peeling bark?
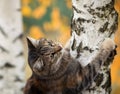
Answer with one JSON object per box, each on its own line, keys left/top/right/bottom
{"left": 0, "top": 0, "right": 25, "bottom": 94}
{"left": 70, "top": 0, "right": 118, "bottom": 93}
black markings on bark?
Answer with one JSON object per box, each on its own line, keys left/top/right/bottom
{"left": 79, "top": 26, "right": 85, "bottom": 33}
{"left": 0, "top": 75, "right": 3, "bottom": 80}
{"left": 92, "top": 19, "right": 96, "bottom": 24}
{"left": 87, "top": 8, "right": 104, "bottom": 18}
{"left": 0, "top": 26, "right": 8, "bottom": 37}
{"left": 84, "top": 2, "right": 94, "bottom": 8}
{"left": 102, "top": 71, "right": 111, "bottom": 93}
{"left": 21, "top": 87, "right": 24, "bottom": 91}
{"left": 77, "top": 42, "right": 83, "bottom": 53}
{"left": 71, "top": 15, "right": 74, "bottom": 35}
{"left": 109, "top": 14, "right": 118, "bottom": 37}
{"left": 16, "top": 52, "right": 24, "bottom": 57}
{"left": 94, "top": 73, "right": 104, "bottom": 86}
{"left": 4, "top": 62, "right": 15, "bottom": 68}
{"left": 76, "top": 19, "right": 86, "bottom": 34}
{"left": 72, "top": 17, "right": 88, "bottom": 35}
{"left": 14, "top": 76, "right": 23, "bottom": 82}
{"left": 13, "top": 33, "right": 23, "bottom": 43}
{"left": 71, "top": 20, "right": 82, "bottom": 35}
{"left": 96, "top": 0, "right": 114, "bottom": 12}
{"left": 77, "top": 18, "right": 86, "bottom": 24}
{"left": 83, "top": 46, "right": 89, "bottom": 50}
{"left": 71, "top": 20, "right": 78, "bottom": 35}
{"left": 83, "top": 46, "right": 94, "bottom": 53}
{"left": 76, "top": 43, "right": 94, "bottom": 58}
{"left": 71, "top": 38, "right": 77, "bottom": 51}
{"left": 75, "top": 30, "right": 81, "bottom": 35}
{"left": 17, "top": 8, "right": 21, "bottom": 12}
{"left": 72, "top": 25, "right": 85, "bottom": 35}
{"left": 0, "top": 46, "right": 9, "bottom": 53}
{"left": 87, "top": 0, "right": 114, "bottom": 18}
{"left": 77, "top": 18, "right": 91, "bottom": 25}
{"left": 76, "top": 42, "right": 83, "bottom": 58}
{"left": 99, "top": 22, "right": 109, "bottom": 33}
{"left": 72, "top": 6, "right": 83, "bottom": 13}
{"left": 89, "top": 49, "right": 94, "bottom": 53}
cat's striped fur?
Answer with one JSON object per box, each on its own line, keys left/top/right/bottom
{"left": 24, "top": 37, "right": 116, "bottom": 94}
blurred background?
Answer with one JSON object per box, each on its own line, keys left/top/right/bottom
{"left": 22, "top": 0, "right": 120, "bottom": 94}
{"left": 22, "top": 0, "right": 71, "bottom": 81}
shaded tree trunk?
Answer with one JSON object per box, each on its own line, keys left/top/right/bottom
{"left": 70, "top": 0, "right": 118, "bottom": 93}
{"left": 0, "top": 0, "right": 25, "bottom": 94}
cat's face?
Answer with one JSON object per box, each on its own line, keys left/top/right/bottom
{"left": 27, "top": 37, "right": 62, "bottom": 76}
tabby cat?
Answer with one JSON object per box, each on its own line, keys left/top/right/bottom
{"left": 24, "top": 37, "right": 116, "bottom": 94}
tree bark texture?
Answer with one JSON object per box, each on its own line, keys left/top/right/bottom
{"left": 0, "top": 0, "right": 25, "bottom": 94}
{"left": 70, "top": 0, "right": 118, "bottom": 94}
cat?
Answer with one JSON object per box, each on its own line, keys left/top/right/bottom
{"left": 24, "top": 37, "right": 116, "bottom": 94}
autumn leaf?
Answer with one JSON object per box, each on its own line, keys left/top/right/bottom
{"left": 22, "top": 0, "right": 31, "bottom": 4}
{"left": 22, "top": 5, "right": 32, "bottom": 17}
{"left": 38, "top": 0, "right": 52, "bottom": 7}
{"left": 29, "top": 26, "right": 44, "bottom": 39}
{"left": 32, "top": 6, "right": 46, "bottom": 19}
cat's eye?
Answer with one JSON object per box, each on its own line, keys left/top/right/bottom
{"left": 40, "top": 47, "right": 51, "bottom": 54}
{"left": 28, "top": 54, "right": 38, "bottom": 65}
{"left": 48, "top": 41, "right": 55, "bottom": 47}
{"left": 48, "top": 42, "right": 52, "bottom": 46}
{"left": 50, "top": 53, "right": 55, "bottom": 58}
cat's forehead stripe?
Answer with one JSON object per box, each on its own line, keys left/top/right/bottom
{"left": 39, "top": 38, "right": 54, "bottom": 45}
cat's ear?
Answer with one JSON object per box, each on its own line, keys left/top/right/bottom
{"left": 26, "top": 37, "right": 39, "bottom": 50}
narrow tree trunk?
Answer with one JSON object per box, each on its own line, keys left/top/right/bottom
{"left": 0, "top": 0, "right": 25, "bottom": 94}
{"left": 70, "top": 0, "right": 118, "bottom": 94}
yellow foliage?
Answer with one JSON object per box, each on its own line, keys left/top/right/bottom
{"left": 111, "top": 12, "right": 120, "bottom": 86}
{"left": 112, "top": 55, "right": 120, "bottom": 84}
{"left": 51, "top": 8, "right": 61, "bottom": 30}
{"left": 58, "top": 27, "right": 70, "bottom": 45}
{"left": 38, "top": 0, "right": 52, "bottom": 7}
{"left": 32, "top": 6, "right": 46, "bottom": 19}
{"left": 29, "top": 26, "right": 44, "bottom": 39}
{"left": 51, "top": 8, "right": 60, "bottom": 21}
{"left": 22, "top": 5, "right": 32, "bottom": 17}
{"left": 66, "top": 0, "right": 72, "bottom": 9}
{"left": 115, "top": 0, "right": 120, "bottom": 13}
{"left": 43, "top": 22, "right": 53, "bottom": 31}
{"left": 22, "top": 0, "right": 31, "bottom": 4}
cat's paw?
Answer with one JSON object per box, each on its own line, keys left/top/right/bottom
{"left": 101, "top": 38, "right": 116, "bottom": 51}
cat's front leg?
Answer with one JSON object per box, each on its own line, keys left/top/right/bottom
{"left": 77, "top": 38, "right": 116, "bottom": 91}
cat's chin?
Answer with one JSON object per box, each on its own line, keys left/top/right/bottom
{"left": 33, "top": 64, "right": 48, "bottom": 77}
{"left": 33, "top": 69, "right": 49, "bottom": 77}
{"left": 49, "top": 53, "right": 62, "bottom": 75}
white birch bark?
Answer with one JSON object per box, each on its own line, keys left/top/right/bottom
{"left": 0, "top": 0, "right": 25, "bottom": 94}
{"left": 70, "top": 0, "right": 118, "bottom": 94}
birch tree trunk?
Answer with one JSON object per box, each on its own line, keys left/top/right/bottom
{"left": 70, "top": 0, "right": 118, "bottom": 94}
{"left": 0, "top": 0, "right": 25, "bottom": 94}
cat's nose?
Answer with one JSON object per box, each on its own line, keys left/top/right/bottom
{"left": 54, "top": 45, "right": 62, "bottom": 53}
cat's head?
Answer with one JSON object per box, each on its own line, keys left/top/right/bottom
{"left": 27, "top": 37, "right": 62, "bottom": 77}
